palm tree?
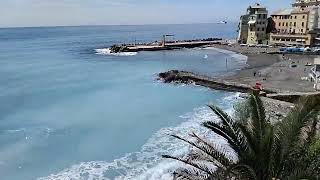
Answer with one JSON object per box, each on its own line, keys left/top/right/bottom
{"left": 163, "top": 94, "right": 320, "bottom": 180}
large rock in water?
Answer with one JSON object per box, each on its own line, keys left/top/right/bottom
{"left": 110, "top": 45, "right": 130, "bottom": 53}
{"left": 158, "top": 70, "right": 180, "bottom": 83}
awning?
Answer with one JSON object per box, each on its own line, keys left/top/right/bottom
{"left": 248, "top": 20, "right": 256, "bottom": 24}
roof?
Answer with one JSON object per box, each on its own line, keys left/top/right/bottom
{"left": 291, "top": 7, "right": 310, "bottom": 14}
{"left": 271, "top": 8, "right": 292, "bottom": 15}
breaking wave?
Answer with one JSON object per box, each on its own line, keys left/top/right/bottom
{"left": 95, "top": 48, "right": 138, "bottom": 56}
{"left": 39, "top": 93, "right": 241, "bottom": 180}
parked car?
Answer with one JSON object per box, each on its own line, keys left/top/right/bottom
{"left": 248, "top": 44, "right": 256, "bottom": 47}
{"left": 256, "top": 44, "right": 269, "bottom": 48}
{"left": 313, "top": 48, "right": 320, "bottom": 53}
{"left": 304, "top": 47, "right": 311, "bottom": 52}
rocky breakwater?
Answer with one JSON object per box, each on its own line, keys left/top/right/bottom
{"left": 158, "top": 70, "right": 269, "bottom": 93}
{"left": 110, "top": 45, "right": 131, "bottom": 53}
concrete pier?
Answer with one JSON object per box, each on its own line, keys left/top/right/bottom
{"left": 110, "top": 38, "right": 223, "bottom": 53}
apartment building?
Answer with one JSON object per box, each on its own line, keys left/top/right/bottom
{"left": 269, "top": 8, "right": 314, "bottom": 46}
{"left": 269, "top": 0, "right": 320, "bottom": 46}
{"left": 237, "top": 4, "right": 268, "bottom": 44}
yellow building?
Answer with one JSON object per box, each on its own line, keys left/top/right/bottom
{"left": 238, "top": 4, "right": 268, "bottom": 44}
{"left": 269, "top": 8, "right": 313, "bottom": 46}
{"left": 269, "top": 0, "right": 320, "bottom": 46}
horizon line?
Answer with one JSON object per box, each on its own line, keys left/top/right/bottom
{"left": 0, "top": 21, "right": 237, "bottom": 29}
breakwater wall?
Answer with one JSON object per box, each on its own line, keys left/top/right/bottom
{"left": 158, "top": 70, "right": 320, "bottom": 103}
{"left": 158, "top": 70, "right": 273, "bottom": 93}
{"left": 110, "top": 38, "right": 223, "bottom": 53}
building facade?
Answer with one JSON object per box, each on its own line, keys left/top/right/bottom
{"left": 269, "top": 8, "right": 314, "bottom": 46}
{"left": 292, "top": 0, "right": 320, "bottom": 8}
{"left": 269, "top": 0, "right": 320, "bottom": 46}
{"left": 237, "top": 4, "right": 268, "bottom": 44}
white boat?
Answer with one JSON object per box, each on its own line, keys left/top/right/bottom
{"left": 218, "top": 21, "right": 227, "bottom": 24}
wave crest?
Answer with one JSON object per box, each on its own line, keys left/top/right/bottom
{"left": 95, "top": 48, "right": 137, "bottom": 56}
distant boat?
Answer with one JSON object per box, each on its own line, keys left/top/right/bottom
{"left": 217, "top": 21, "right": 227, "bottom": 24}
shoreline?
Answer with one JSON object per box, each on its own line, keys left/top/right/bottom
{"left": 211, "top": 44, "right": 318, "bottom": 93}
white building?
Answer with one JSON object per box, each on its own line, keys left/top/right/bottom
{"left": 310, "top": 57, "right": 320, "bottom": 90}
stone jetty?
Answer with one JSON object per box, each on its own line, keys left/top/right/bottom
{"left": 158, "top": 70, "right": 273, "bottom": 93}
{"left": 158, "top": 70, "right": 320, "bottom": 103}
{"left": 110, "top": 38, "right": 222, "bottom": 53}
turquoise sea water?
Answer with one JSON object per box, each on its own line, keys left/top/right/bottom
{"left": 0, "top": 24, "right": 246, "bottom": 180}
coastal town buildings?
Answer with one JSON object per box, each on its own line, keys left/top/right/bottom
{"left": 269, "top": 0, "right": 320, "bottom": 46}
{"left": 237, "top": 4, "right": 268, "bottom": 44}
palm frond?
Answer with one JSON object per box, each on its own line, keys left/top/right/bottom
{"left": 162, "top": 155, "right": 214, "bottom": 175}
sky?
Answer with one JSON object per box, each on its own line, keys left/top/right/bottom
{"left": 1, "top": 0, "right": 292, "bottom": 28}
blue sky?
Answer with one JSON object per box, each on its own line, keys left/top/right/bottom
{"left": 1, "top": 0, "right": 291, "bottom": 27}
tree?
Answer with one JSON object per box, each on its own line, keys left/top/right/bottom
{"left": 163, "top": 94, "right": 320, "bottom": 180}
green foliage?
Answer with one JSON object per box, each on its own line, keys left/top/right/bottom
{"left": 163, "top": 94, "right": 320, "bottom": 180}
{"left": 307, "top": 138, "right": 320, "bottom": 175}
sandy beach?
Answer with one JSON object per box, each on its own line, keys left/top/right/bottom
{"left": 212, "top": 44, "right": 318, "bottom": 93}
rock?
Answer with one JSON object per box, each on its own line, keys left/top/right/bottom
{"left": 110, "top": 45, "right": 130, "bottom": 53}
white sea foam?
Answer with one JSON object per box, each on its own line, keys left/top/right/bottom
{"left": 95, "top": 48, "right": 138, "bottom": 56}
{"left": 39, "top": 94, "right": 241, "bottom": 180}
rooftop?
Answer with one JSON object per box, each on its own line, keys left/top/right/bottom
{"left": 271, "top": 8, "right": 293, "bottom": 15}
{"left": 271, "top": 7, "right": 310, "bottom": 15}
{"left": 249, "top": 3, "right": 266, "bottom": 9}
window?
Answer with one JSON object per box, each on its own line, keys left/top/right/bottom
{"left": 279, "top": 22, "right": 281, "bottom": 26}
{"left": 286, "top": 22, "right": 288, "bottom": 26}
{"left": 258, "top": 14, "right": 261, "bottom": 19}
{"left": 302, "top": 22, "right": 304, "bottom": 27}
{"left": 262, "top": 28, "right": 265, "bottom": 31}
{"left": 283, "top": 22, "right": 285, "bottom": 26}
{"left": 290, "top": 16, "right": 293, "bottom": 19}
{"left": 257, "top": 28, "right": 260, "bottom": 31}
{"left": 290, "top": 22, "right": 292, "bottom": 26}
{"left": 295, "top": 16, "right": 297, "bottom": 19}
{"left": 301, "top": 29, "right": 304, "bottom": 33}
{"left": 303, "top": 15, "right": 305, "bottom": 19}
{"left": 294, "top": 22, "right": 296, "bottom": 27}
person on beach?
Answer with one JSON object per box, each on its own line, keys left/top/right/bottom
{"left": 254, "top": 71, "right": 257, "bottom": 77}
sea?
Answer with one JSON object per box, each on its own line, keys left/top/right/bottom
{"left": 0, "top": 23, "right": 247, "bottom": 180}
